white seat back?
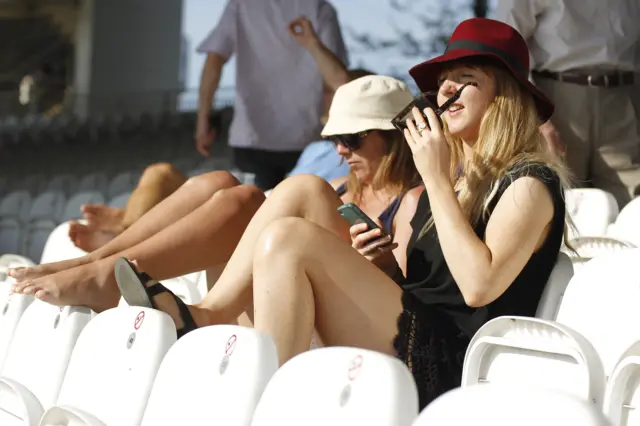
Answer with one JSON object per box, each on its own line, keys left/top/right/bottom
{"left": 0, "top": 290, "right": 34, "bottom": 373}
{"left": 566, "top": 188, "right": 619, "bottom": 239}
{"left": 39, "top": 222, "right": 86, "bottom": 264}
{"left": 556, "top": 249, "right": 640, "bottom": 376}
{"left": 141, "top": 325, "right": 278, "bottom": 426}
{"left": 0, "top": 218, "right": 24, "bottom": 254}
{"left": 608, "top": 197, "right": 640, "bottom": 247}
{"left": 604, "top": 341, "right": 640, "bottom": 426}
{"left": 23, "top": 220, "right": 58, "bottom": 264}
{"left": 413, "top": 384, "right": 611, "bottom": 426}
{"left": 39, "top": 307, "right": 176, "bottom": 426}
{"left": 536, "top": 252, "right": 574, "bottom": 320}
{"left": 462, "top": 316, "right": 605, "bottom": 407}
{"left": 0, "top": 255, "right": 34, "bottom": 283}
{"left": 251, "top": 347, "right": 418, "bottom": 426}
{"left": 0, "top": 301, "right": 92, "bottom": 425}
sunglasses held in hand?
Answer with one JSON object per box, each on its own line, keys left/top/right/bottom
{"left": 391, "top": 82, "right": 477, "bottom": 133}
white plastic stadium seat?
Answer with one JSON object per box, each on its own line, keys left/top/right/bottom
{"left": 555, "top": 249, "right": 640, "bottom": 376}
{"left": 251, "top": 347, "right": 418, "bottom": 426}
{"left": 0, "top": 190, "right": 32, "bottom": 219}
{"left": 141, "top": 325, "right": 278, "bottom": 426}
{"left": 462, "top": 316, "right": 605, "bottom": 407}
{"left": 604, "top": 341, "right": 640, "bottom": 426}
{"left": 0, "top": 301, "right": 92, "bottom": 425}
{"left": 608, "top": 196, "right": 640, "bottom": 247}
{"left": 0, "top": 291, "right": 34, "bottom": 373}
{"left": 39, "top": 307, "right": 176, "bottom": 426}
{"left": 39, "top": 222, "right": 87, "bottom": 264}
{"left": 413, "top": 384, "right": 611, "bottom": 426}
{"left": 565, "top": 188, "right": 618, "bottom": 239}
{"left": 535, "top": 252, "right": 574, "bottom": 320}
{"left": 0, "top": 254, "right": 34, "bottom": 283}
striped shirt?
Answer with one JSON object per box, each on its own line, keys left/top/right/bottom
{"left": 197, "top": 0, "right": 349, "bottom": 152}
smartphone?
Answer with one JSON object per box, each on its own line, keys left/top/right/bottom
{"left": 337, "top": 203, "right": 391, "bottom": 245}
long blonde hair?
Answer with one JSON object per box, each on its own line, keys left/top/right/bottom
{"left": 346, "top": 129, "right": 421, "bottom": 203}
{"left": 420, "top": 62, "right": 572, "bottom": 237}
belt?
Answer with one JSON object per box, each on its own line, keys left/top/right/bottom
{"left": 532, "top": 70, "right": 635, "bottom": 87}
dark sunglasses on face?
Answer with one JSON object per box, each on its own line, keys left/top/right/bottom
{"left": 328, "top": 130, "right": 370, "bottom": 151}
{"left": 391, "top": 82, "right": 477, "bottom": 133}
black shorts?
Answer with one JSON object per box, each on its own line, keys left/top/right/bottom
{"left": 232, "top": 147, "right": 302, "bottom": 191}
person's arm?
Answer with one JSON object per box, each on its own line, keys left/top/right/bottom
{"left": 194, "top": 0, "right": 237, "bottom": 157}
{"left": 425, "top": 174, "right": 554, "bottom": 307}
{"left": 288, "top": 16, "right": 349, "bottom": 91}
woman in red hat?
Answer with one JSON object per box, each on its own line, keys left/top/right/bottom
{"left": 108, "top": 18, "right": 570, "bottom": 410}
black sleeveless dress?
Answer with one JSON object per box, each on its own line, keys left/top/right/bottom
{"left": 393, "top": 163, "right": 566, "bottom": 409}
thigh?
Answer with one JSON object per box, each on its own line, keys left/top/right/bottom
{"left": 287, "top": 218, "right": 404, "bottom": 355}
{"left": 535, "top": 78, "right": 592, "bottom": 183}
{"left": 593, "top": 85, "right": 640, "bottom": 207}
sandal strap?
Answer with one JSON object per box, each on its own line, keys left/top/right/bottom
{"left": 143, "top": 281, "right": 198, "bottom": 339}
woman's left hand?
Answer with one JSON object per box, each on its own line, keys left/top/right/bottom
{"left": 403, "top": 107, "right": 451, "bottom": 184}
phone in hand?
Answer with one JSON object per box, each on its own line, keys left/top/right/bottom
{"left": 337, "top": 203, "right": 391, "bottom": 246}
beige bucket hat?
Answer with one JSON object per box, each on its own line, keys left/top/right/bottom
{"left": 321, "top": 75, "right": 413, "bottom": 137}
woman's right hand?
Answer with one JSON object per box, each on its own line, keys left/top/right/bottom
{"left": 350, "top": 222, "right": 398, "bottom": 267}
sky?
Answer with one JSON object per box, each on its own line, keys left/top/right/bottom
{"left": 180, "top": 0, "right": 496, "bottom": 106}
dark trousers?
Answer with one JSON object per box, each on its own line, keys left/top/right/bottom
{"left": 232, "top": 147, "right": 302, "bottom": 191}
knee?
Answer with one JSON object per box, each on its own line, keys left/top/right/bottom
{"left": 209, "top": 183, "right": 266, "bottom": 211}
{"left": 139, "top": 162, "right": 183, "bottom": 187}
{"left": 271, "top": 174, "right": 339, "bottom": 203}
{"left": 255, "top": 217, "right": 316, "bottom": 259}
{"left": 184, "top": 170, "right": 241, "bottom": 195}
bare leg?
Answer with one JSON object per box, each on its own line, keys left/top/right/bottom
{"left": 10, "top": 170, "right": 240, "bottom": 281}
{"left": 252, "top": 217, "right": 402, "bottom": 364}
{"left": 115, "top": 176, "right": 402, "bottom": 364}
{"left": 14, "top": 185, "right": 265, "bottom": 311}
{"left": 68, "top": 163, "right": 187, "bottom": 252}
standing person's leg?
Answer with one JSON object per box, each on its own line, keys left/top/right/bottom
{"left": 534, "top": 78, "right": 593, "bottom": 186}
{"left": 592, "top": 83, "right": 640, "bottom": 208}
{"left": 233, "top": 148, "right": 302, "bottom": 190}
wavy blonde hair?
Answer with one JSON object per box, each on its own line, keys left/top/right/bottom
{"left": 420, "top": 60, "right": 572, "bottom": 237}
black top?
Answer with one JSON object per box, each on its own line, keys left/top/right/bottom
{"left": 401, "top": 163, "right": 566, "bottom": 338}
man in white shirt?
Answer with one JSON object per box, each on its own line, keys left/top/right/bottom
{"left": 494, "top": 0, "right": 640, "bottom": 207}
{"left": 195, "top": 0, "right": 348, "bottom": 191}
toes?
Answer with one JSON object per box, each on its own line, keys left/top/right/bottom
{"left": 8, "top": 267, "right": 26, "bottom": 279}
{"left": 34, "top": 289, "right": 51, "bottom": 303}
{"left": 21, "top": 285, "right": 38, "bottom": 295}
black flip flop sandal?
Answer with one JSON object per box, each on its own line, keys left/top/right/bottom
{"left": 114, "top": 258, "right": 197, "bottom": 338}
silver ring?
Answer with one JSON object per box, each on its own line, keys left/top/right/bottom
{"left": 416, "top": 122, "right": 427, "bottom": 131}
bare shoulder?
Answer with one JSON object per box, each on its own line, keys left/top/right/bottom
{"left": 397, "top": 185, "right": 426, "bottom": 219}
{"left": 495, "top": 175, "right": 555, "bottom": 223}
{"left": 329, "top": 176, "right": 348, "bottom": 191}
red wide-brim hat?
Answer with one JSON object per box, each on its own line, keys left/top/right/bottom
{"left": 409, "top": 18, "right": 554, "bottom": 122}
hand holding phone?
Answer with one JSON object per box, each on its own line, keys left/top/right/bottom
{"left": 337, "top": 203, "right": 396, "bottom": 259}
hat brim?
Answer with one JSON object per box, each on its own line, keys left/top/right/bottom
{"left": 321, "top": 117, "right": 396, "bottom": 137}
{"left": 409, "top": 49, "right": 554, "bottom": 122}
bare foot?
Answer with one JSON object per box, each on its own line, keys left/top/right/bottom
{"left": 11, "top": 259, "right": 121, "bottom": 312}
{"left": 8, "top": 255, "right": 92, "bottom": 282}
{"left": 82, "top": 204, "right": 125, "bottom": 234}
{"left": 69, "top": 221, "right": 117, "bottom": 252}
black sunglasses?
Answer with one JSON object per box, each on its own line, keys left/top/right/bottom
{"left": 328, "top": 130, "right": 370, "bottom": 151}
{"left": 391, "top": 82, "right": 477, "bottom": 133}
